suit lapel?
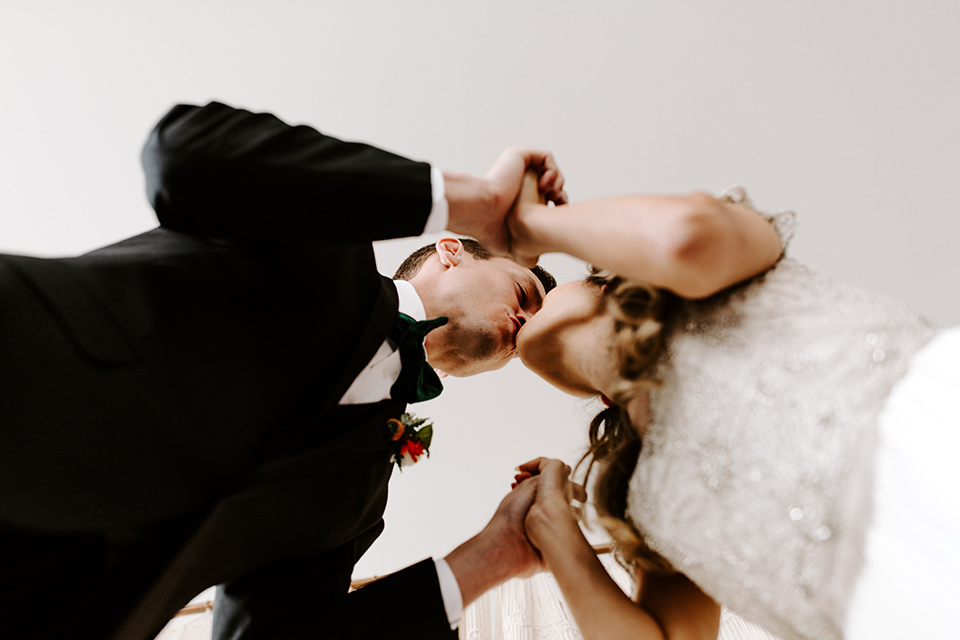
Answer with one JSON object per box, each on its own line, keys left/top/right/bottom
{"left": 317, "top": 275, "right": 399, "bottom": 416}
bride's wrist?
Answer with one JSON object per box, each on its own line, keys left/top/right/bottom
{"left": 510, "top": 203, "right": 554, "bottom": 256}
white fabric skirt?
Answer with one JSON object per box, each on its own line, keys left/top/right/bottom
{"left": 459, "top": 554, "right": 780, "bottom": 640}
{"left": 845, "top": 326, "right": 960, "bottom": 639}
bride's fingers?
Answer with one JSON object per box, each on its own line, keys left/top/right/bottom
{"left": 569, "top": 482, "right": 588, "bottom": 503}
{"left": 536, "top": 459, "right": 574, "bottom": 497}
{"left": 517, "top": 458, "right": 574, "bottom": 496}
{"left": 516, "top": 458, "right": 545, "bottom": 474}
{"left": 532, "top": 458, "right": 569, "bottom": 476}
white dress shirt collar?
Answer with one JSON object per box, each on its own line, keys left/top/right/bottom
{"left": 394, "top": 279, "right": 427, "bottom": 323}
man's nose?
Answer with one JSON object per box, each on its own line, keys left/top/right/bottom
{"left": 517, "top": 309, "right": 531, "bottom": 325}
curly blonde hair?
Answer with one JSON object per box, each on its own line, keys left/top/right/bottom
{"left": 577, "top": 268, "right": 678, "bottom": 574}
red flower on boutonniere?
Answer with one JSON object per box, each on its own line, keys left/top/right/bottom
{"left": 386, "top": 413, "right": 433, "bottom": 470}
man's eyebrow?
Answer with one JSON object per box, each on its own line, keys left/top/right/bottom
{"left": 528, "top": 274, "right": 544, "bottom": 309}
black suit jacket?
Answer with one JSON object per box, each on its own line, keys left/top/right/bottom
{"left": 0, "top": 102, "right": 457, "bottom": 640}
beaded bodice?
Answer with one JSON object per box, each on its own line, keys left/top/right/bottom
{"left": 625, "top": 189, "right": 937, "bottom": 640}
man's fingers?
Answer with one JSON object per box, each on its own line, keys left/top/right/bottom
{"left": 511, "top": 470, "right": 535, "bottom": 489}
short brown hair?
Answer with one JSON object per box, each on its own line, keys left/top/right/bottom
{"left": 393, "top": 238, "right": 556, "bottom": 294}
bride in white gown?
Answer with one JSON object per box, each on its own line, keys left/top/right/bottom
{"left": 510, "top": 185, "right": 959, "bottom": 639}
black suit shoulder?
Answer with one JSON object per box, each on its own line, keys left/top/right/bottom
{"left": 142, "top": 101, "right": 434, "bottom": 244}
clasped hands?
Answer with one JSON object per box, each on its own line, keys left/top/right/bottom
{"left": 488, "top": 457, "right": 590, "bottom": 580}
{"left": 444, "top": 148, "right": 567, "bottom": 267}
{"left": 443, "top": 457, "right": 587, "bottom": 607}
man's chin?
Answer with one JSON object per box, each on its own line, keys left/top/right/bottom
{"left": 444, "top": 353, "right": 511, "bottom": 378}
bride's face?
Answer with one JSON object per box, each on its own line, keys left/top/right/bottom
{"left": 516, "top": 280, "right": 616, "bottom": 397}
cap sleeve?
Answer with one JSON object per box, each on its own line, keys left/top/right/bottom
{"left": 717, "top": 185, "right": 797, "bottom": 253}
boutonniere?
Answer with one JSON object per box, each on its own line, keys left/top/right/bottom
{"left": 386, "top": 412, "right": 433, "bottom": 470}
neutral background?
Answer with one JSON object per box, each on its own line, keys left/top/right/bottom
{"left": 3, "top": 0, "right": 958, "bottom": 600}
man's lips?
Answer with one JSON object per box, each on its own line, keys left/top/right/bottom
{"left": 510, "top": 316, "right": 522, "bottom": 349}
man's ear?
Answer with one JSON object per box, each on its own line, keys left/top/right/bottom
{"left": 435, "top": 238, "right": 465, "bottom": 267}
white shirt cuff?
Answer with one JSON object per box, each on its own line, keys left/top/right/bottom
{"left": 434, "top": 557, "right": 463, "bottom": 629}
{"left": 423, "top": 166, "right": 449, "bottom": 234}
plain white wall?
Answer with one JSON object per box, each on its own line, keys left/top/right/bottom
{"left": 2, "top": 0, "right": 958, "bottom": 589}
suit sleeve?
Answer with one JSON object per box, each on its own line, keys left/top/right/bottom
{"left": 141, "top": 102, "right": 434, "bottom": 244}
{"left": 212, "top": 547, "right": 458, "bottom": 640}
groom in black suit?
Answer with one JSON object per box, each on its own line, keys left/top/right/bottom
{"left": 0, "top": 101, "right": 566, "bottom": 640}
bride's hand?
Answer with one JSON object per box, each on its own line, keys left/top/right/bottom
{"left": 515, "top": 458, "right": 589, "bottom": 559}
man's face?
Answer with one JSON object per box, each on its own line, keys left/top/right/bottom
{"left": 419, "top": 252, "right": 547, "bottom": 377}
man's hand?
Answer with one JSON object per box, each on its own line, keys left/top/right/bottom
{"left": 444, "top": 148, "right": 567, "bottom": 258}
{"left": 443, "top": 473, "right": 545, "bottom": 608}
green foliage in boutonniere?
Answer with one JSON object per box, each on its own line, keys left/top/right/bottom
{"left": 386, "top": 412, "right": 433, "bottom": 470}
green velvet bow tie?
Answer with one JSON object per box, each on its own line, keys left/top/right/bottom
{"left": 389, "top": 312, "right": 449, "bottom": 404}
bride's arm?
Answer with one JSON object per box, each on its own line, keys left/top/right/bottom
{"left": 510, "top": 193, "right": 781, "bottom": 299}
{"left": 522, "top": 458, "right": 720, "bottom": 640}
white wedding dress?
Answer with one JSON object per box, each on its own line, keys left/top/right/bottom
{"left": 625, "top": 187, "right": 959, "bottom": 639}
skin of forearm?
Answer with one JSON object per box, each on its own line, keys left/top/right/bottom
{"left": 534, "top": 514, "right": 667, "bottom": 640}
{"left": 444, "top": 532, "right": 519, "bottom": 607}
{"left": 519, "top": 196, "right": 696, "bottom": 283}
{"left": 519, "top": 195, "right": 776, "bottom": 298}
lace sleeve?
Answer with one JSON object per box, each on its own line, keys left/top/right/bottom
{"left": 717, "top": 185, "right": 797, "bottom": 253}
